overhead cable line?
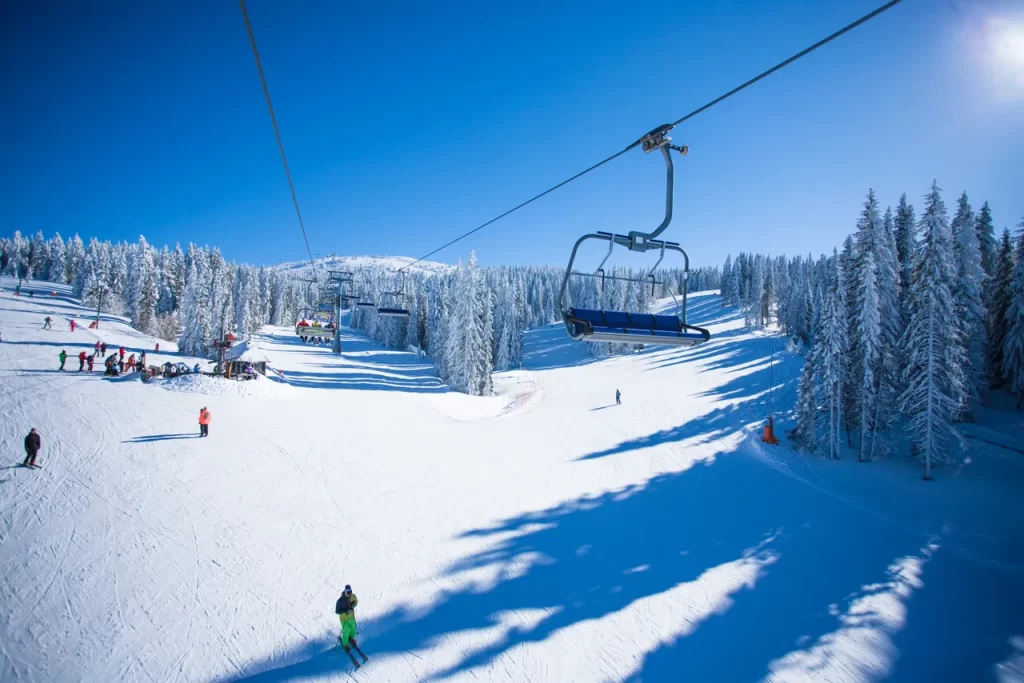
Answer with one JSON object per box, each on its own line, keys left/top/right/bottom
{"left": 398, "top": 0, "right": 905, "bottom": 273}
{"left": 239, "top": 0, "right": 319, "bottom": 275}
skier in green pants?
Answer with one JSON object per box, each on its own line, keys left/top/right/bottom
{"left": 336, "top": 585, "right": 368, "bottom": 668}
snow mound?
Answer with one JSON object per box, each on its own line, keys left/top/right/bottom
{"left": 429, "top": 370, "right": 543, "bottom": 421}
{"left": 154, "top": 372, "right": 292, "bottom": 398}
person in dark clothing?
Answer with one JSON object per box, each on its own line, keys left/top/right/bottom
{"left": 43, "top": 316, "right": 52, "bottom": 329}
{"left": 335, "top": 584, "right": 368, "bottom": 667}
{"left": 615, "top": 389, "right": 621, "bottom": 405}
{"left": 100, "top": 342, "right": 107, "bottom": 355}
{"left": 23, "top": 428, "right": 41, "bottom": 467}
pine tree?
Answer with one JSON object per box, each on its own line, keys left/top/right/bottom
{"left": 789, "top": 350, "right": 819, "bottom": 451}
{"left": 30, "top": 231, "right": 49, "bottom": 279}
{"left": 1003, "top": 224, "right": 1024, "bottom": 409}
{"left": 476, "top": 284, "right": 495, "bottom": 395}
{"left": 894, "top": 193, "right": 916, "bottom": 317}
{"left": 721, "top": 255, "right": 734, "bottom": 303}
{"left": 975, "top": 201, "right": 997, "bottom": 279}
{"left": 65, "top": 235, "right": 85, "bottom": 285}
{"left": 233, "top": 266, "right": 251, "bottom": 339}
{"left": 745, "top": 256, "right": 765, "bottom": 328}
{"left": 899, "top": 182, "right": 966, "bottom": 479}
{"left": 850, "top": 190, "right": 885, "bottom": 455}
{"left": 988, "top": 229, "right": 1016, "bottom": 386}
{"left": 171, "top": 243, "right": 186, "bottom": 312}
{"left": 951, "top": 192, "right": 987, "bottom": 417}
{"left": 818, "top": 252, "right": 848, "bottom": 460}
{"left": 47, "top": 233, "right": 66, "bottom": 283}
{"left": 178, "top": 257, "right": 211, "bottom": 357}
{"left": 854, "top": 246, "right": 881, "bottom": 461}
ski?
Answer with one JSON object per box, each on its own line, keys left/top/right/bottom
{"left": 351, "top": 642, "right": 369, "bottom": 663}
{"left": 343, "top": 646, "right": 361, "bottom": 670}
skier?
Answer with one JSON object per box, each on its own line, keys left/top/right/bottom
{"left": 78, "top": 350, "right": 87, "bottom": 371}
{"left": 69, "top": 320, "right": 76, "bottom": 332}
{"left": 155, "top": 343, "right": 160, "bottom": 352}
{"left": 43, "top": 316, "right": 52, "bottom": 329}
{"left": 335, "top": 585, "right": 368, "bottom": 668}
{"left": 94, "top": 341, "right": 101, "bottom": 356}
{"left": 616, "top": 389, "right": 621, "bottom": 405}
{"left": 119, "top": 346, "right": 125, "bottom": 361}
{"left": 198, "top": 407, "right": 211, "bottom": 437}
{"left": 127, "top": 354, "right": 136, "bottom": 372}
{"left": 87, "top": 353, "right": 95, "bottom": 372}
{"left": 193, "top": 362, "right": 200, "bottom": 374}
{"left": 58, "top": 349, "right": 67, "bottom": 371}
{"left": 139, "top": 351, "right": 146, "bottom": 369}
{"left": 23, "top": 428, "right": 41, "bottom": 468}
{"left": 100, "top": 342, "right": 107, "bottom": 355}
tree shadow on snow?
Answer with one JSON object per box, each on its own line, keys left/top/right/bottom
{"left": 222, "top": 425, "right": 1022, "bottom": 683}
{"left": 229, "top": 443, "right": 1024, "bottom": 683}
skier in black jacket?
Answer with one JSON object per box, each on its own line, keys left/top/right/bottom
{"left": 23, "top": 428, "right": 41, "bottom": 467}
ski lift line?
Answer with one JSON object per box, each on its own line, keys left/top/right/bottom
{"left": 238, "top": 0, "right": 318, "bottom": 276}
{"left": 397, "top": 0, "right": 905, "bottom": 273}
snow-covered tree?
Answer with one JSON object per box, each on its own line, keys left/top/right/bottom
{"left": 233, "top": 265, "right": 251, "bottom": 339}
{"left": 65, "top": 234, "right": 85, "bottom": 285}
{"left": 124, "top": 236, "right": 158, "bottom": 333}
{"left": 47, "top": 233, "right": 66, "bottom": 283}
{"left": 745, "top": 256, "right": 765, "bottom": 328}
{"left": 30, "top": 231, "right": 49, "bottom": 279}
{"left": 951, "top": 192, "right": 987, "bottom": 417}
{"left": 988, "top": 229, "right": 1016, "bottom": 386}
{"left": 894, "top": 193, "right": 916, "bottom": 317}
{"left": 789, "top": 349, "right": 819, "bottom": 452}
{"left": 975, "top": 201, "right": 997, "bottom": 279}
{"left": 898, "top": 182, "right": 966, "bottom": 479}
{"left": 1003, "top": 225, "right": 1024, "bottom": 409}
{"left": 817, "top": 252, "right": 848, "bottom": 460}
{"left": 178, "top": 254, "right": 211, "bottom": 357}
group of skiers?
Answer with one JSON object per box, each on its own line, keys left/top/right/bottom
{"left": 58, "top": 344, "right": 146, "bottom": 375}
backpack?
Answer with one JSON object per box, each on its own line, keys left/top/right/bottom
{"left": 335, "top": 595, "right": 351, "bottom": 614}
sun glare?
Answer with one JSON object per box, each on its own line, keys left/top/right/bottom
{"left": 966, "top": 11, "right": 1024, "bottom": 101}
{"left": 988, "top": 16, "right": 1024, "bottom": 75}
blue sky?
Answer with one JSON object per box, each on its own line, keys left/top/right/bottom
{"left": 3, "top": 0, "right": 1022, "bottom": 270}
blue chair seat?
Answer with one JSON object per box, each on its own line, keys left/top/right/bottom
{"left": 566, "top": 307, "right": 709, "bottom": 345}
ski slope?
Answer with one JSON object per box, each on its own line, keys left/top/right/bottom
{"left": 1, "top": 278, "right": 1023, "bottom": 683}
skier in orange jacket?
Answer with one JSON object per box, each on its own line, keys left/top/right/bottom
{"left": 198, "top": 407, "right": 211, "bottom": 437}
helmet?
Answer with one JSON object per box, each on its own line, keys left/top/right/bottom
{"left": 343, "top": 584, "right": 352, "bottom": 594}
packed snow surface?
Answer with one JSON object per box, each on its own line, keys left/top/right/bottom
{"left": 1, "top": 279, "right": 1023, "bottom": 682}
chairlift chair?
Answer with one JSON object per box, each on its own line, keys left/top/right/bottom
{"left": 558, "top": 124, "right": 710, "bottom": 348}
{"left": 377, "top": 272, "right": 411, "bottom": 318}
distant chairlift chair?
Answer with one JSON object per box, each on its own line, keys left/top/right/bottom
{"left": 558, "top": 124, "right": 710, "bottom": 348}
{"left": 376, "top": 274, "right": 410, "bottom": 318}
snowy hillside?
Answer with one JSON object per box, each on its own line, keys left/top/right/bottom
{"left": 273, "top": 255, "right": 453, "bottom": 277}
{"left": 2, "top": 278, "right": 1023, "bottom": 682}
